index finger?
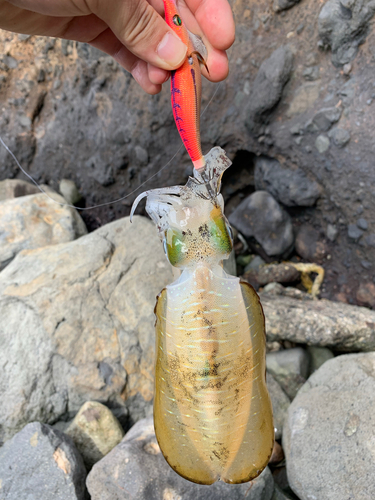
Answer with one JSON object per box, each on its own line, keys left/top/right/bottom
{"left": 184, "top": 0, "right": 235, "bottom": 51}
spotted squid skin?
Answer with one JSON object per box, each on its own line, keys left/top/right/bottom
{"left": 154, "top": 265, "right": 274, "bottom": 485}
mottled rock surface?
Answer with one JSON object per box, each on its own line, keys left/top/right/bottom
{"left": 0, "top": 422, "right": 87, "bottom": 499}
{"left": 229, "top": 191, "right": 294, "bottom": 257}
{"left": 254, "top": 156, "right": 320, "bottom": 207}
{"left": 283, "top": 353, "right": 375, "bottom": 500}
{"left": 66, "top": 401, "right": 124, "bottom": 468}
{"left": 260, "top": 287, "right": 375, "bottom": 351}
{"left": 87, "top": 417, "right": 275, "bottom": 500}
{"left": 0, "top": 192, "right": 87, "bottom": 270}
{"left": 0, "top": 216, "right": 173, "bottom": 444}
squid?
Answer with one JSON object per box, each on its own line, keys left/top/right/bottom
{"left": 131, "top": 147, "right": 274, "bottom": 485}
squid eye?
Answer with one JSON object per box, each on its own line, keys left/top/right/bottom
{"left": 163, "top": 238, "right": 168, "bottom": 257}
{"left": 173, "top": 14, "right": 182, "bottom": 26}
{"left": 226, "top": 223, "right": 234, "bottom": 243}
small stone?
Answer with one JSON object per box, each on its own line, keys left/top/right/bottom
{"left": 302, "top": 66, "right": 320, "bottom": 81}
{"left": 266, "top": 348, "right": 309, "bottom": 399}
{"left": 59, "top": 178, "right": 82, "bottom": 205}
{"left": 326, "top": 223, "right": 338, "bottom": 242}
{"left": 343, "top": 62, "right": 352, "bottom": 75}
{"left": 0, "top": 422, "right": 87, "bottom": 499}
{"left": 135, "top": 145, "right": 148, "bottom": 165}
{"left": 66, "top": 401, "right": 124, "bottom": 469}
{"left": 290, "top": 123, "right": 304, "bottom": 135}
{"left": 295, "top": 225, "right": 326, "bottom": 261}
{"left": 361, "top": 260, "right": 372, "bottom": 270}
{"left": 269, "top": 441, "right": 285, "bottom": 465}
{"left": 328, "top": 127, "right": 351, "bottom": 147}
{"left": 18, "top": 114, "right": 32, "bottom": 129}
{"left": 267, "top": 373, "right": 291, "bottom": 439}
{"left": 347, "top": 224, "right": 363, "bottom": 241}
{"left": 356, "top": 283, "right": 375, "bottom": 309}
{"left": 229, "top": 191, "right": 294, "bottom": 257}
{"left": 273, "top": 0, "right": 300, "bottom": 12}
{"left": 243, "top": 255, "right": 266, "bottom": 273}
{"left": 307, "top": 346, "right": 334, "bottom": 373}
{"left": 356, "top": 218, "right": 368, "bottom": 230}
{"left": 315, "top": 135, "right": 330, "bottom": 153}
{"left": 243, "top": 264, "right": 300, "bottom": 288}
{"left": 3, "top": 55, "right": 18, "bottom": 69}
{"left": 365, "top": 233, "right": 375, "bottom": 247}
{"left": 312, "top": 106, "right": 342, "bottom": 131}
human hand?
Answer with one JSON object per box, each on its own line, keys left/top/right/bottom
{"left": 0, "top": 0, "right": 235, "bottom": 94}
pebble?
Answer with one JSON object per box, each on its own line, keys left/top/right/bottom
{"left": 356, "top": 217, "right": 368, "bottom": 230}
{"left": 347, "top": 223, "right": 363, "bottom": 241}
{"left": 59, "top": 178, "right": 82, "bottom": 205}
{"left": 244, "top": 255, "right": 266, "bottom": 273}
{"left": 228, "top": 191, "right": 294, "bottom": 257}
{"left": 365, "top": 233, "right": 375, "bottom": 247}
{"left": 295, "top": 224, "right": 326, "bottom": 261}
{"left": 302, "top": 66, "right": 320, "bottom": 81}
{"left": 315, "top": 135, "right": 330, "bottom": 153}
{"left": 267, "top": 373, "right": 291, "bottom": 439}
{"left": 312, "top": 106, "right": 342, "bottom": 131}
{"left": 307, "top": 346, "right": 334, "bottom": 373}
{"left": 266, "top": 348, "right": 309, "bottom": 399}
{"left": 328, "top": 127, "right": 351, "bottom": 147}
{"left": 356, "top": 282, "right": 375, "bottom": 308}
{"left": 243, "top": 264, "right": 300, "bottom": 289}
{"left": 326, "top": 223, "right": 338, "bottom": 241}
{"left": 66, "top": 401, "right": 124, "bottom": 469}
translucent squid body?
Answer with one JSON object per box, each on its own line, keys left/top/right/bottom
{"left": 131, "top": 147, "right": 274, "bottom": 485}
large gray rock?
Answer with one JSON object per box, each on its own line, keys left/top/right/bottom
{"left": 229, "top": 191, "right": 294, "bottom": 257}
{"left": 260, "top": 286, "right": 375, "bottom": 351}
{"left": 0, "top": 192, "right": 87, "bottom": 270}
{"left": 0, "top": 422, "right": 87, "bottom": 499}
{"left": 254, "top": 156, "right": 320, "bottom": 207}
{"left": 0, "top": 216, "right": 173, "bottom": 444}
{"left": 266, "top": 348, "right": 309, "bottom": 399}
{"left": 318, "top": 0, "right": 375, "bottom": 66}
{"left": 87, "top": 417, "right": 275, "bottom": 499}
{"left": 245, "top": 46, "right": 294, "bottom": 132}
{"left": 283, "top": 353, "right": 375, "bottom": 500}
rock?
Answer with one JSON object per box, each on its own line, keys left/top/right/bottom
{"left": 59, "top": 179, "right": 82, "bottom": 205}
{"left": 318, "top": 0, "right": 375, "bottom": 66}
{"left": 228, "top": 191, "right": 294, "bottom": 257}
{"left": 356, "top": 282, "right": 375, "bottom": 308}
{"left": 0, "top": 192, "right": 87, "bottom": 271}
{"left": 315, "top": 134, "right": 330, "bottom": 153}
{"left": 0, "top": 216, "right": 173, "bottom": 444}
{"left": 287, "top": 82, "right": 320, "bottom": 117}
{"left": 66, "top": 401, "right": 124, "bottom": 469}
{"left": 326, "top": 223, "right": 338, "bottom": 242}
{"left": 259, "top": 286, "right": 375, "bottom": 351}
{"left": 347, "top": 223, "right": 363, "bottom": 241}
{"left": 254, "top": 156, "right": 320, "bottom": 207}
{"left": 244, "top": 255, "right": 266, "bottom": 273}
{"left": 356, "top": 217, "right": 368, "bottom": 230}
{"left": 307, "top": 346, "right": 334, "bottom": 373}
{"left": 243, "top": 264, "right": 300, "bottom": 290}
{"left": 0, "top": 422, "right": 87, "bottom": 499}
{"left": 266, "top": 348, "right": 309, "bottom": 399}
{"left": 312, "top": 106, "right": 342, "bottom": 131}
{"left": 266, "top": 373, "right": 291, "bottom": 439}
{"left": 283, "top": 353, "right": 375, "bottom": 499}
{"left": 295, "top": 224, "right": 327, "bottom": 261}
{"left": 273, "top": 0, "right": 300, "bottom": 12}
{"left": 245, "top": 46, "right": 294, "bottom": 132}
{"left": 223, "top": 248, "right": 237, "bottom": 276}
{"left": 365, "top": 233, "right": 375, "bottom": 247}
{"left": 302, "top": 66, "right": 320, "bottom": 81}
{"left": 87, "top": 417, "right": 275, "bottom": 499}
{"left": 0, "top": 178, "right": 49, "bottom": 201}
{"left": 2, "top": 55, "right": 18, "bottom": 69}
{"left": 271, "top": 485, "right": 295, "bottom": 500}
{"left": 269, "top": 441, "right": 284, "bottom": 465}
{"left": 328, "top": 127, "right": 351, "bottom": 147}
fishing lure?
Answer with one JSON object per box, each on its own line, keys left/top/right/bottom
{"left": 131, "top": 147, "right": 274, "bottom": 485}
{"left": 163, "top": 0, "right": 208, "bottom": 171}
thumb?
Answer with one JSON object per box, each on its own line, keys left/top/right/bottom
{"left": 90, "top": 0, "right": 188, "bottom": 70}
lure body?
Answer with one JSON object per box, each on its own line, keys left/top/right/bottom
{"left": 131, "top": 148, "right": 274, "bottom": 485}
{"left": 163, "top": 0, "right": 206, "bottom": 170}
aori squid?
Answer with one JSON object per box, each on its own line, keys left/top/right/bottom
{"left": 131, "top": 147, "right": 274, "bottom": 485}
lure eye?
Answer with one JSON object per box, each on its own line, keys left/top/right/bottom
{"left": 226, "top": 223, "right": 234, "bottom": 243}
{"left": 173, "top": 14, "right": 182, "bottom": 26}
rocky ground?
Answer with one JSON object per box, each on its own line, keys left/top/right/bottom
{"left": 0, "top": 178, "right": 375, "bottom": 499}
{"left": 0, "top": 0, "right": 375, "bottom": 307}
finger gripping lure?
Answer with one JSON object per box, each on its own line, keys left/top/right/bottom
{"left": 131, "top": 148, "right": 274, "bottom": 485}
{"left": 163, "top": 0, "right": 208, "bottom": 171}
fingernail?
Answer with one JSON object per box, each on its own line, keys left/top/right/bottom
{"left": 157, "top": 32, "right": 187, "bottom": 67}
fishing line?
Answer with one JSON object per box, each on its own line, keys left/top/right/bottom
{"left": 0, "top": 80, "right": 222, "bottom": 211}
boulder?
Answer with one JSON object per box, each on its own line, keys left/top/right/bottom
{"left": 0, "top": 192, "right": 87, "bottom": 270}
{"left": 0, "top": 216, "right": 173, "bottom": 444}
{"left": 0, "top": 422, "right": 87, "bottom": 499}
{"left": 87, "top": 417, "right": 275, "bottom": 499}
{"left": 283, "top": 353, "right": 375, "bottom": 499}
